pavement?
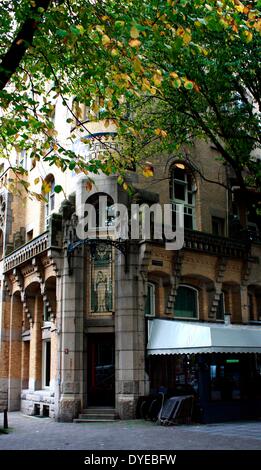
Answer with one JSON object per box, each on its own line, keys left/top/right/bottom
{"left": 0, "top": 412, "right": 261, "bottom": 450}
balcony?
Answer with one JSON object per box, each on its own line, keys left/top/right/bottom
{"left": 184, "top": 229, "right": 248, "bottom": 258}
{"left": 3, "top": 215, "right": 62, "bottom": 273}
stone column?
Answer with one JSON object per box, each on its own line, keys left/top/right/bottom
{"left": 115, "top": 243, "right": 146, "bottom": 419}
{"left": 0, "top": 286, "right": 11, "bottom": 411}
{"left": 29, "top": 295, "right": 43, "bottom": 390}
{"left": 58, "top": 248, "right": 84, "bottom": 421}
{"left": 8, "top": 293, "right": 23, "bottom": 410}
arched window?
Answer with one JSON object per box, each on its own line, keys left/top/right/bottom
{"left": 45, "top": 174, "right": 55, "bottom": 228}
{"left": 174, "top": 285, "right": 198, "bottom": 319}
{"left": 145, "top": 282, "right": 156, "bottom": 317}
{"left": 86, "top": 193, "right": 115, "bottom": 229}
{"left": 170, "top": 164, "right": 196, "bottom": 230}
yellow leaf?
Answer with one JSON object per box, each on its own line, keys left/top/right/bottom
{"left": 142, "top": 163, "right": 154, "bottom": 178}
{"left": 34, "top": 177, "right": 40, "bottom": 185}
{"left": 53, "top": 144, "right": 58, "bottom": 151}
{"left": 85, "top": 180, "right": 93, "bottom": 192}
{"left": 76, "top": 24, "right": 85, "bottom": 35}
{"left": 253, "top": 20, "right": 261, "bottom": 33}
{"left": 154, "top": 128, "right": 167, "bottom": 138}
{"left": 16, "top": 39, "right": 24, "bottom": 46}
{"left": 102, "top": 34, "right": 111, "bottom": 46}
{"left": 170, "top": 72, "right": 179, "bottom": 79}
{"left": 183, "top": 29, "right": 192, "bottom": 45}
{"left": 111, "top": 48, "right": 119, "bottom": 56}
{"left": 153, "top": 73, "right": 163, "bottom": 86}
{"left": 129, "top": 39, "right": 141, "bottom": 48}
{"left": 243, "top": 30, "right": 253, "bottom": 43}
{"left": 130, "top": 26, "right": 139, "bottom": 39}
{"left": 133, "top": 57, "right": 143, "bottom": 73}
{"left": 123, "top": 182, "right": 128, "bottom": 191}
{"left": 41, "top": 180, "right": 51, "bottom": 194}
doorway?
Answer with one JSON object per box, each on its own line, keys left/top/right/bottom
{"left": 87, "top": 334, "right": 115, "bottom": 406}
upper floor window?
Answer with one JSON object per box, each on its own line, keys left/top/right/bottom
{"left": 170, "top": 164, "right": 196, "bottom": 230}
{"left": 145, "top": 282, "right": 156, "bottom": 317}
{"left": 212, "top": 217, "right": 225, "bottom": 237}
{"left": 86, "top": 193, "right": 115, "bottom": 230}
{"left": 174, "top": 284, "right": 198, "bottom": 319}
{"left": 45, "top": 174, "right": 55, "bottom": 228}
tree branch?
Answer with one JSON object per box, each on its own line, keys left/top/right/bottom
{"left": 0, "top": 0, "right": 52, "bottom": 90}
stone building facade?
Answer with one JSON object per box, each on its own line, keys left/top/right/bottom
{"left": 0, "top": 109, "right": 261, "bottom": 422}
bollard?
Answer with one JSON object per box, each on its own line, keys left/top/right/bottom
{"left": 3, "top": 409, "right": 8, "bottom": 429}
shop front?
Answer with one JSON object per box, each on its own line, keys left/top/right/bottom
{"left": 147, "top": 319, "right": 261, "bottom": 423}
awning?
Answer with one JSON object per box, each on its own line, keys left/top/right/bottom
{"left": 147, "top": 319, "right": 261, "bottom": 355}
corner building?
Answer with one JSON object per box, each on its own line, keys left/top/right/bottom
{"left": 0, "top": 106, "right": 261, "bottom": 423}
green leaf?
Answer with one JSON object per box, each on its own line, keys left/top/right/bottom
{"left": 54, "top": 185, "right": 63, "bottom": 194}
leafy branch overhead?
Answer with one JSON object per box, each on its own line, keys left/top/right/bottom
{"left": 0, "top": 0, "right": 260, "bottom": 197}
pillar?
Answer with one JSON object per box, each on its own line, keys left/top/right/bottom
{"left": 115, "top": 243, "right": 147, "bottom": 419}
{"left": 58, "top": 248, "right": 84, "bottom": 421}
{"left": 0, "top": 286, "right": 11, "bottom": 411}
{"left": 8, "top": 293, "right": 23, "bottom": 410}
{"left": 29, "top": 295, "right": 43, "bottom": 390}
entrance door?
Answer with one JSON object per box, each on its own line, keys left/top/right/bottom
{"left": 87, "top": 334, "right": 115, "bottom": 406}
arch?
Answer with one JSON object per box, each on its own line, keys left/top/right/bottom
{"left": 247, "top": 284, "right": 261, "bottom": 322}
{"left": 86, "top": 192, "right": 115, "bottom": 229}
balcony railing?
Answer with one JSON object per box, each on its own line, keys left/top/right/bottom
{"left": 3, "top": 229, "right": 62, "bottom": 273}
{"left": 184, "top": 229, "right": 248, "bottom": 258}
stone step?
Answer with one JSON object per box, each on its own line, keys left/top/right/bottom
{"left": 76, "top": 407, "right": 119, "bottom": 422}
{"left": 74, "top": 418, "right": 117, "bottom": 423}
{"left": 79, "top": 413, "right": 116, "bottom": 420}
{"left": 82, "top": 407, "right": 116, "bottom": 414}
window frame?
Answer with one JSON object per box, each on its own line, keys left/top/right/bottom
{"left": 174, "top": 284, "right": 199, "bottom": 320}
{"left": 42, "top": 339, "right": 51, "bottom": 389}
{"left": 170, "top": 166, "right": 196, "bottom": 230}
{"left": 145, "top": 282, "right": 156, "bottom": 317}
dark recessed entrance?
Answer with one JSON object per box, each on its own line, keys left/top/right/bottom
{"left": 87, "top": 333, "right": 115, "bottom": 406}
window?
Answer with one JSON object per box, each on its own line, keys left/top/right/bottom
{"left": 216, "top": 292, "right": 225, "bottom": 320}
{"left": 174, "top": 285, "right": 198, "bottom": 319}
{"left": 170, "top": 165, "right": 195, "bottom": 230}
{"left": 43, "top": 303, "right": 51, "bottom": 323}
{"left": 42, "top": 340, "right": 51, "bottom": 388}
{"left": 86, "top": 193, "right": 115, "bottom": 230}
{"left": 212, "top": 217, "right": 225, "bottom": 237}
{"left": 26, "top": 229, "right": 33, "bottom": 242}
{"left": 45, "top": 174, "right": 55, "bottom": 228}
{"left": 0, "top": 229, "right": 3, "bottom": 259}
{"left": 145, "top": 282, "right": 156, "bottom": 316}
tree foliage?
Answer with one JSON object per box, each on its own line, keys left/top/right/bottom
{"left": 0, "top": 0, "right": 260, "bottom": 197}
